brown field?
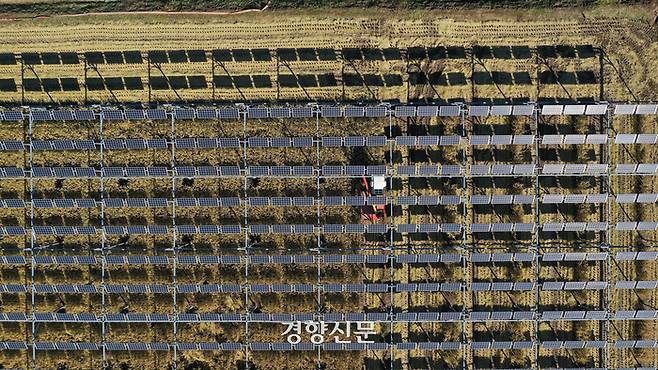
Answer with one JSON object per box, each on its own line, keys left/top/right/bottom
{"left": 1, "top": 4, "right": 658, "bottom": 370}
{"left": 0, "top": 6, "right": 656, "bottom": 104}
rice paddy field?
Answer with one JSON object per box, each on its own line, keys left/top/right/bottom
{"left": 0, "top": 4, "right": 658, "bottom": 370}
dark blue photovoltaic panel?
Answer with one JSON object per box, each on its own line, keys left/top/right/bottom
{"left": 145, "top": 109, "right": 167, "bottom": 120}
{"left": 102, "top": 110, "right": 124, "bottom": 120}
{"left": 52, "top": 110, "right": 75, "bottom": 121}
{"left": 196, "top": 109, "right": 217, "bottom": 119}
{"left": 3, "top": 111, "right": 24, "bottom": 120}
{"left": 218, "top": 108, "right": 239, "bottom": 119}
{"left": 74, "top": 110, "right": 95, "bottom": 120}
{"left": 31, "top": 110, "right": 53, "bottom": 121}
{"left": 174, "top": 109, "right": 195, "bottom": 120}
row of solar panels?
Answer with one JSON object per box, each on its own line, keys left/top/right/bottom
{"left": 1, "top": 310, "right": 657, "bottom": 323}
{"left": 11, "top": 280, "right": 648, "bottom": 293}
{"left": 5, "top": 164, "right": 658, "bottom": 178}
{"left": 3, "top": 251, "right": 650, "bottom": 266}
{"left": 5, "top": 340, "right": 658, "bottom": 352}
{"left": 5, "top": 340, "right": 653, "bottom": 352}
{"left": 1, "top": 102, "right": 657, "bottom": 122}
{"left": 0, "top": 283, "right": 456, "bottom": 294}
{"left": 6, "top": 133, "right": 658, "bottom": 152}
{"left": 6, "top": 340, "right": 658, "bottom": 352}
{"left": 4, "top": 193, "right": 658, "bottom": 210}
{"left": 2, "top": 221, "right": 655, "bottom": 236}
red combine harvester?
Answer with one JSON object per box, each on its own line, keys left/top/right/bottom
{"left": 359, "top": 175, "right": 387, "bottom": 223}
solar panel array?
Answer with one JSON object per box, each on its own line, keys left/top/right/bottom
{"left": 4, "top": 102, "right": 658, "bottom": 122}
{"left": 3, "top": 339, "right": 656, "bottom": 352}
{"left": 6, "top": 251, "right": 639, "bottom": 266}
{"left": 3, "top": 103, "right": 658, "bottom": 368}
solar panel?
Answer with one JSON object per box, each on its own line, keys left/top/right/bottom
{"left": 491, "top": 195, "right": 513, "bottom": 204}
{"left": 365, "top": 106, "right": 386, "bottom": 117}
{"left": 471, "top": 223, "right": 491, "bottom": 233}
{"left": 2, "top": 167, "right": 24, "bottom": 178}
{"left": 469, "top": 106, "right": 490, "bottom": 117}
{"left": 564, "top": 194, "right": 586, "bottom": 203}
{"left": 396, "top": 165, "right": 415, "bottom": 176}
{"left": 321, "top": 136, "right": 342, "bottom": 147}
{"left": 320, "top": 106, "right": 341, "bottom": 118}
{"left": 32, "top": 167, "right": 53, "bottom": 177}
{"left": 270, "top": 107, "right": 290, "bottom": 118}
{"left": 52, "top": 110, "right": 75, "bottom": 121}
{"left": 490, "top": 105, "right": 512, "bottom": 116}
{"left": 51, "top": 140, "right": 75, "bottom": 150}
{"left": 248, "top": 137, "right": 269, "bottom": 148}
{"left": 269, "top": 137, "right": 292, "bottom": 148}
{"left": 616, "top": 164, "right": 637, "bottom": 174}
{"left": 562, "top": 222, "right": 586, "bottom": 231}
{"left": 563, "top": 134, "right": 586, "bottom": 144}
{"left": 174, "top": 108, "right": 195, "bottom": 120}
{"left": 73, "top": 110, "right": 95, "bottom": 120}
{"left": 541, "top": 135, "right": 562, "bottom": 145}
{"left": 512, "top": 104, "right": 534, "bottom": 116}
{"left": 439, "top": 105, "right": 460, "bottom": 117}
{"left": 637, "top": 163, "right": 658, "bottom": 173}
{"left": 344, "top": 106, "right": 364, "bottom": 117}
{"left": 586, "top": 222, "right": 607, "bottom": 231}
{"left": 196, "top": 109, "right": 217, "bottom": 119}
{"left": 541, "top": 105, "right": 563, "bottom": 115}
{"left": 418, "top": 165, "right": 438, "bottom": 176}
{"left": 125, "top": 167, "right": 146, "bottom": 177}
{"left": 1, "top": 199, "right": 25, "bottom": 208}
{"left": 616, "top": 222, "right": 637, "bottom": 231}
{"left": 3, "top": 111, "right": 24, "bottom": 121}
{"left": 125, "top": 138, "right": 147, "bottom": 149}
{"left": 491, "top": 135, "right": 513, "bottom": 145}
{"left": 589, "top": 164, "right": 609, "bottom": 176}
{"left": 492, "top": 164, "right": 513, "bottom": 175}
{"left": 491, "top": 223, "right": 514, "bottom": 232}
{"left": 366, "top": 136, "right": 387, "bottom": 146}
{"left": 1, "top": 140, "right": 24, "bottom": 151}
{"left": 513, "top": 135, "right": 534, "bottom": 145}
{"left": 248, "top": 107, "right": 268, "bottom": 119}
{"left": 586, "top": 134, "right": 607, "bottom": 144}
{"left": 218, "top": 108, "right": 239, "bottom": 119}
{"left": 471, "top": 195, "right": 490, "bottom": 204}
{"left": 542, "top": 164, "right": 564, "bottom": 174}
{"left": 512, "top": 195, "right": 535, "bottom": 204}
{"left": 470, "top": 164, "right": 490, "bottom": 175}
{"left": 31, "top": 110, "right": 52, "bottom": 121}
{"left": 614, "top": 104, "right": 636, "bottom": 115}
{"left": 344, "top": 136, "right": 365, "bottom": 147}
{"left": 102, "top": 110, "right": 124, "bottom": 120}
{"left": 563, "top": 105, "right": 586, "bottom": 115}
{"left": 627, "top": 193, "right": 655, "bottom": 204}
{"left": 145, "top": 109, "right": 166, "bottom": 120}
{"left": 615, "top": 134, "right": 636, "bottom": 144}
{"left": 417, "top": 105, "right": 439, "bottom": 117}
{"left": 511, "top": 164, "right": 533, "bottom": 175}
{"left": 470, "top": 135, "right": 490, "bottom": 145}
{"left": 271, "top": 166, "right": 292, "bottom": 176}
{"left": 636, "top": 104, "right": 658, "bottom": 115}
{"left": 638, "top": 221, "right": 658, "bottom": 231}
{"left": 75, "top": 140, "right": 96, "bottom": 150}
{"left": 395, "top": 106, "right": 416, "bottom": 117}
{"left": 636, "top": 134, "right": 658, "bottom": 144}
{"left": 440, "top": 195, "right": 460, "bottom": 205}
{"left": 291, "top": 106, "right": 313, "bottom": 118}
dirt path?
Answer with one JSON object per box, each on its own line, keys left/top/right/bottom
{"left": 0, "top": 1, "right": 270, "bottom": 21}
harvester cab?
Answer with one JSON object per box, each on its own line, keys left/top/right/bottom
{"left": 360, "top": 175, "right": 387, "bottom": 223}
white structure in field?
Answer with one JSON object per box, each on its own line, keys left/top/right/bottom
{"left": 371, "top": 175, "right": 386, "bottom": 196}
